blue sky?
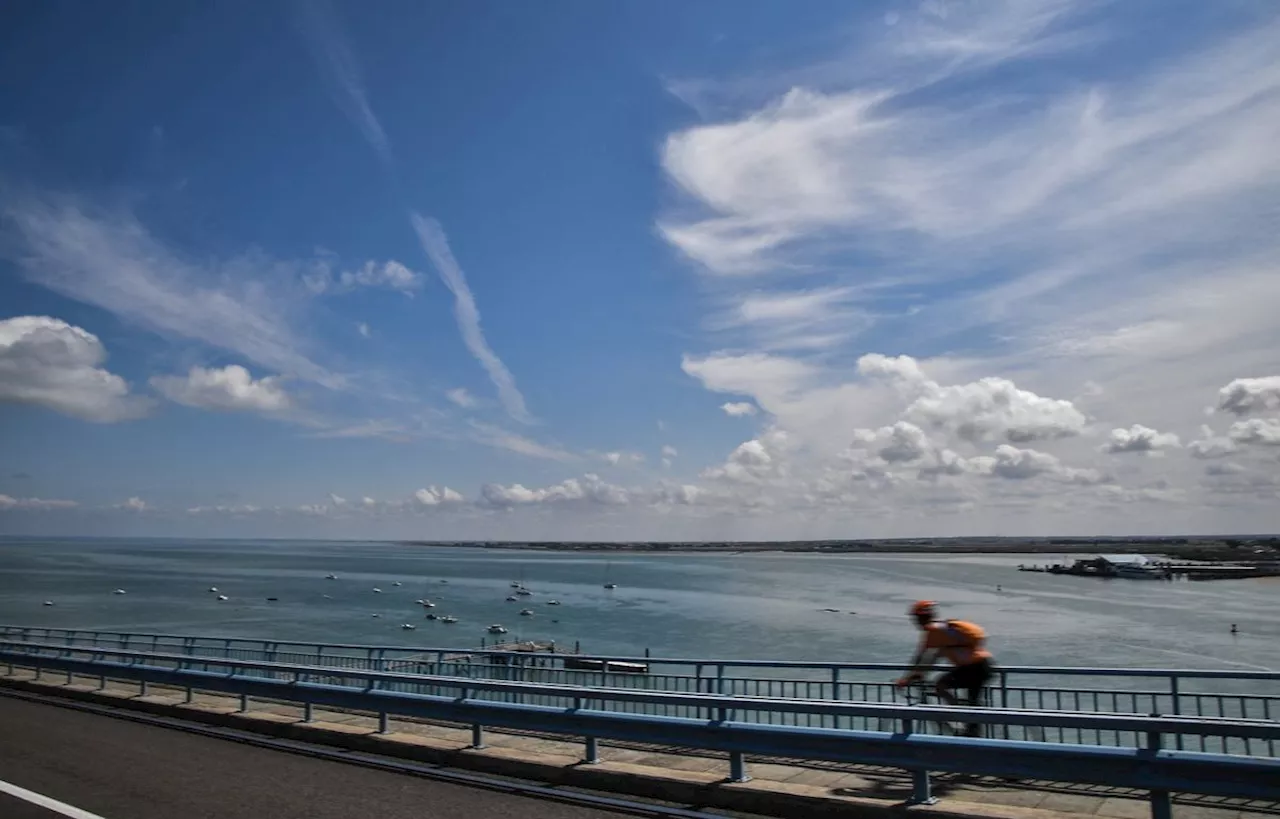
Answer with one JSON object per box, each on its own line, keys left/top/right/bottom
{"left": 2, "top": 0, "right": 1278, "bottom": 540}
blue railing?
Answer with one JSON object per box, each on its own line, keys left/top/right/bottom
{"left": 1, "top": 639, "right": 1278, "bottom": 819}
{"left": 3, "top": 624, "right": 1276, "bottom": 753}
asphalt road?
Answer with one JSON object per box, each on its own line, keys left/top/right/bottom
{"left": 0, "top": 694, "right": 671, "bottom": 819}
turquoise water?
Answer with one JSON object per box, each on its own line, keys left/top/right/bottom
{"left": 0, "top": 537, "right": 1275, "bottom": 675}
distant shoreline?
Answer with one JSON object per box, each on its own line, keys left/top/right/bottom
{"left": 396, "top": 537, "right": 1280, "bottom": 561}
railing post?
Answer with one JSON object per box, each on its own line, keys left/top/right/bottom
{"left": 729, "top": 751, "right": 749, "bottom": 783}
{"left": 184, "top": 685, "right": 193, "bottom": 704}
{"left": 831, "top": 668, "right": 841, "bottom": 730}
{"left": 1147, "top": 724, "right": 1171, "bottom": 819}
{"left": 471, "top": 723, "right": 485, "bottom": 749}
{"left": 1000, "top": 671, "right": 1010, "bottom": 740}
{"left": 303, "top": 701, "right": 313, "bottom": 722}
{"left": 239, "top": 693, "right": 249, "bottom": 712}
{"left": 378, "top": 711, "right": 390, "bottom": 734}
{"left": 910, "top": 770, "right": 936, "bottom": 805}
{"left": 584, "top": 736, "right": 600, "bottom": 764}
{"left": 140, "top": 679, "right": 148, "bottom": 697}
{"left": 1168, "top": 676, "right": 1182, "bottom": 751}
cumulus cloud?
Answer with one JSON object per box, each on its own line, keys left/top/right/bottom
{"left": 118, "top": 497, "right": 147, "bottom": 512}
{"left": 682, "top": 353, "right": 816, "bottom": 401}
{"left": 907, "top": 376, "right": 1087, "bottom": 443}
{"left": 970, "top": 445, "right": 1105, "bottom": 484}
{"left": 151, "top": 365, "right": 291, "bottom": 414}
{"left": 413, "top": 486, "right": 465, "bottom": 506}
{"left": 851, "top": 421, "right": 932, "bottom": 463}
{"left": 0, "top": 494, "right": 78, "bottom": 510}
{"left": 480, "top": 474, "right": 629, "bottom": 508}
{"left": 1186, "top": 426, "right": 1239, "bottom": 459}
{"left": 721, "top": 401, "right": 758, "bottom": 417}
{"left": 0, "top": 315, "right": 151, "bottom": 422}
{"left": 1228, "top": 418, "right": 1280, "bottom": 446}
{"left": 1216, "top": 376, "right": 1280, "bottom": 416}
{"left": 1101, "top": 424, "right": 1181, "bottom": 454}
{"left": 701, "top": 429, "right": 791, "bottom": 483}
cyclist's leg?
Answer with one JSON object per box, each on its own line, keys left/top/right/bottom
{"left": 933, "top": 668, "right": 961, "bottom": 706}
{"left": 961, "top": 660, "right": 994, "bottom": 737}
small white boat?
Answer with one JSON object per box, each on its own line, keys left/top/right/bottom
{"left": 42, "top": 600, "right": 54, "bottom": 606}
{"left": 510, "top": 581, "right": 522, "bottom": 588}
{"left": 393, "top": 581, "right": 402, "bottom": 587}
{"left": 209, "top": 587, "right": 218, "bottom": 593}
{"left": 441, "top": 616, "right": 458, "bottom": 624}
{"left": 372, "top": 613, "right": 381, "bottom": 618}
{"left": 323, "top": 594, "right": 333, "bottom": 599}
{"left": 401, "top": 623, "right": 415, "bottom": 630}
{"left": 488, "top": 624, "right": 507, "bottom": 634}
{"left": 113, "top": 589, "right": 127, "bottom": 595}
{"left": 505, "top": 595, "right": 518, "bottom": 602}
{"left": 217, "top": 595, "right": 228, "bottom": 601}
{"left": 325, "top": 574, "right": 337, "bottom": 580}
{"left": 516, "top": 589, "right": 532, "bottom": 596}
{"left": 519, "top": 609, "right": 534, "bottom": 616}
{"left": 415, "top": 599, "right": 425, "bottom": 605}
{"left": 604, "top": 583, "right": 618, "bottom": 590}
{"left": 546, "top": 600, "right": 561, "bottom": 606}
{"left": 425, "top": 613, "right": 438, "bottom": 620}
{"left": 422, "top": 601, "right": 435, "bottom": 608}
{"left": 372, "top": 588, "right": 382, "bottom": 593}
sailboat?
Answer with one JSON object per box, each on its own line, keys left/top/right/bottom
{"left": 603, "top": 560, "right": 617, "bottom": 590}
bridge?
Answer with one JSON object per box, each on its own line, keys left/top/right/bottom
{"left": 1, "top": 625, "right": 1277, "bottom": 819}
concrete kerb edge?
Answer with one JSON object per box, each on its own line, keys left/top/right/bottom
{"left": 0, "top": 673, "right": 1092, "bottom": 819}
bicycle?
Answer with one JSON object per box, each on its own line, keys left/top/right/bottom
{"left": 897, "top": 677, "right": 977, "bottom": 737}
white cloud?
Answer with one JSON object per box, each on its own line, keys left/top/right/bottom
{"left": 683, "top": 353, "right": 816, "bottom": 402}
{"left": 970, "top": 445, "right": 1105, "bottom": 484}
{"left": 1186, "top": 426, "right": 1239, "bottom": 459}
{"left": 303, "top": 260, "right": 422, "bottom": 296}
{"left": 356, "top": 322, "right": 371, "bottom": 338}
{"left": 413, "top": 486, "right": 464, "bottom": 507}
{"left": 411, "top": 214, "right": 531, "bottom": 424}
{"left": 119, "top": 497, "right": 147, "bottom": 512}
{"left": 0, "top": 494, "right": 78, "bottom": 510}
{"left": 1217, "top": 376, "right": 1280, "bottom": 416}
{"left": 446, "top": 387, "right": 477, "bottom": 408}
{"left": 151, "top": 365, "right": 291, "bottom": 414}
{"left": 661, "top": 445, "right": 678, "bottom": 468}
{"left": 480, "top": 474, "right": 629, "bottom": 508}
{"left": 720, "top": 401, "right": 758, "bottom": 417}
{"left": 907, "top": 375, "right": 1087, "bottom": 443}
{"left": 701, "top": 429, "right": 792, "bottom": 484}
{"left": 3, "top": 198, "right": 340, "bottom": 388}
{"left": 601, "top": 451, "right": 644, "bottom": 467}
{"left": 0, "top": 315, "right": 151, "bottom": 422}
{"left": 1101, "top": 424, "right": 1181, "bottom": 454}
{"left": 851, "top": 421, "right": 932, "bottom": 463}
{"left": 1228, "top": 418, "right": 1280, "bottom": 446}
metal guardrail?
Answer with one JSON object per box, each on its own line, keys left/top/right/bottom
{"left": 2, "top": 640, "right": 1278, "bottom": 819}
{"left": 3, "top": 625, "right": 1276, "bottom": 755}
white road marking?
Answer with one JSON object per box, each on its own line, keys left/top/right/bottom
{"left": 0, "top": 778, "right": 109, "bottom": 819}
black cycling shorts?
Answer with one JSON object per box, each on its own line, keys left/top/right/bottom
{"left": 938, "top": 658, "right": 994, "bottom": 705}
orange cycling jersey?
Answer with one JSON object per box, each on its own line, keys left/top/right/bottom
{"left": 923, "top": 620, "right": 992, "bottom": 667}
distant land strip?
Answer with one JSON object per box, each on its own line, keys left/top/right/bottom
{"left": 397, "top": 536, "right": 1280, "bottom": 561}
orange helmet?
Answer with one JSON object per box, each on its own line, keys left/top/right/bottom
{"left": 909, "top": 600, "right": 936, "bottom": 618}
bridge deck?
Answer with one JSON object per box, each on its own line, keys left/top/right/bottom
{"left": 3, "top": 663, "right": 1275, "bottom": 819}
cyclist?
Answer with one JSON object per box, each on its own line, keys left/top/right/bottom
{"left": 895, "top": 600, "right": 994, "bottom": 737}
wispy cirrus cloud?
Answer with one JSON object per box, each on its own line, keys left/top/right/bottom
{"left": 411, "top": 214, "right": 532, "bottom": 424}
{"left": 3, "top": 195, "right": 341, "bottom": 389}
{"left": 292, "top": 0, "right": 393, "bottom": 167}
{"left": 293, "top": 5, "right": 533, "bottom": 425}
{"left": 468, "top": 421, "right": 577, "bottom": 463}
